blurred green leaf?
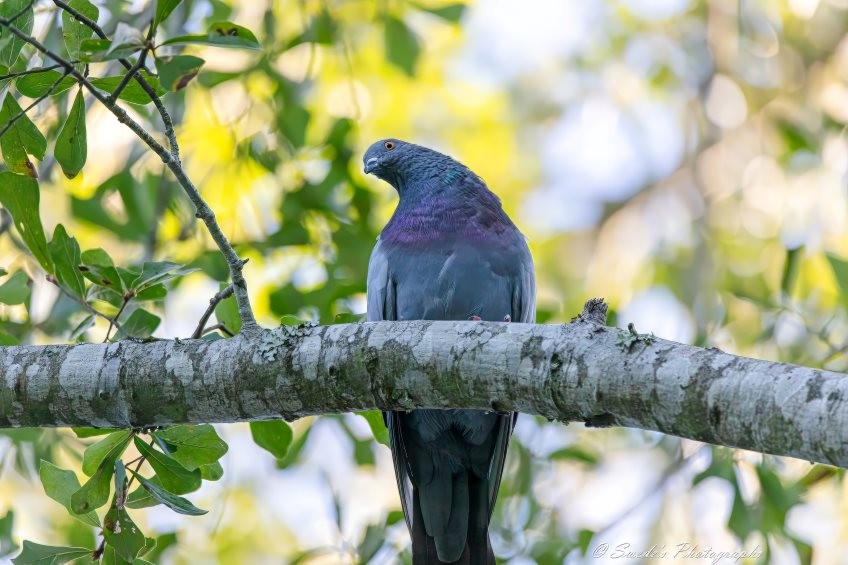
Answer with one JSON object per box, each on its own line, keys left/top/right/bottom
{"left": 90, "top": 73, "right": 167, "bottom": 105}
{"left": 162, "top": 21, "right": 260, "bottom": 50}
{"left": 82, "top": 430, "right": 132, "bottom": 476}
{"left": 333, "top": 312, "right": 365, "bottom": 324}
{"left": 383, "top": 16, "right": 420, "bottom": 76}
{"left": 48, "top": 224, "right": 86, "bottom": 299}
{"left": 0, "top": 93, "right": 47, "bottom": 176}
{"left": 133, "top": 436, "right": 201, "bottom": 494}
{"left": 154, "top": 0, "right": 182, "bottom": 29}
{"left": 78, "top": 38, "right": 140, "bottom": 62}
{"left": 39, "top": 461, "right": 101, "bottom": 527}
{"left": 73, "top": 427, "right": 120, "bottom": 438}
{"left": 61, "top": 0, "right": 99, "bottom": 59}
{"left": 128, "top": 470, "right": 207, "bottom": 516}
{"left": 152, "top": 424, "right": 228, "bottom": 470}
{"left": 0, "top": 270, "right": 29, "bottom": 305}
{"left": 55, "top": 89, "right": 87, "bottom": 179}
{"left": 250, "top": 420, "right": 293, "bottom": 459}
{"left": 288, "top": 10, "right": 336, "bottom": 47}
{"left": 114, "top": 309, "right": 160, "bottom": 339}
{"left": 11, "top": 541, "right": 90, "bottom": 565}
{"left": 213, "top": 289, "right": 240, "bottom": 335}
{"left": 68, "top": 314, "right": 95, "bottom": 341}
{"left": 356, "top": 411, "right": 389, "bottom": 446}
{"left": 548, "top": 445, "right": 599, "bottom": 465}
{"left": 155, "top": 55, "right": 204, "bottom": 91}
{"left": 577, "top": 529, "right": 594, "bottom": 555}
{"left": 15, "top": 70, "right": 76, "bottom": 97}
{"left": 416, "top": 3, "right": 465, "bottom": 21}
{"left": 279, "top": 314, "right": 305, "bottom": 326}
{"left": 0, "top": 0, "right": 34, "bottom": 68}
{"left": 0, "top": 173, "right": 52, "bottom": 271}
{"left": 0, "top": 510, "right": 15, "bottom": 557}
{"left": 103, "top": 498, "right": 146, "bottom": 561}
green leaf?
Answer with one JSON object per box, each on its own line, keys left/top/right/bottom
{"left": 0, "top": 93, "right": 47, "bottom": 176}
{"left": 11, "top": 541, "right": 90, "bottom": 565}
{"left": 0, "top": 270, "right": 29, "bottom": 305}
{"left": 128, "top": 470, "right": 207, "bottom": 516}
{"left": 48, "top": 224, "right": 86, "bottom": 299}
{"left": 0, "top": 0, "right": 34, "bottom": 68}
{"left": 250, "top": 420, "right": 293, "bottom": 459}
{"left": 0, "top": 509, "right": 15, "bottom": 557}
{"left": 288, "top": 10, "right": 335, "bottom": 47}
{"left": 103, "top": 499, "right": 146, "bottom": 562}
{"left": 135, "top": 284, "right": 166, "bottom": 301}
{"left": 55, "top": 89, "right": 87, "bottom": 179}
{"left": 78, "top": 38, "right": 140, "bottom": 62}
{"left": 70, "top": 432, "right": 131, "bottom": 514}
{"left": 279, "top": 314, "right": 305, "bottom": 326}
{"left": 73, "top": 427, "right": 120, "bottom": 438}
{"left": 125, "top": 477, "right": 160, "bottom": 510}
{"left": 161, "top": 21, "right": 260, "bottom": 50}
{"left": 577, "top": 529, "right": 594, "bottom": 555}
{"left": 781, "top": 246, "right": 803, "bottom": 297}
{"left": 154, "top": 0, "right": 182, "bottom": 29}
{"left": 417, "top": 3, "right": 465, "bottom": 21}
{"left": 199, "top": 461, "right": 223, "bottom": 481}
{"left": 333, "top": 312, "right": 365, "bottom": 324}
{"left": 0, "top": 173, "right": 52, "bottom": 271}
{"left": 15, "top": 70, "right": 76, "bottom": 98}
{"left": 383, "top": 16, "right": 420, "bottom": 76}
{"left": 130, "top": 261, "right": 199, "bottom": 292}
{"left": 68, "top": 314, "right": 95, "bottom": 341}
{"left": 828, "top": 254, "right": 848, "bottom": 308}
{"left": 155, "top": 55, "right": 204, "bottom": 91}
{"left": 152, "top": 425, "right": 227, "bottom": 470}
{"left": 89, "top": 73, "right": 167, "bottom": 106}
{"left": 79, "top": 248, "right": 123, "bottom": 291}
{"left": 38, "top": 461, "right": 100, "bottom": 527}
{"left": 214, "top": 289, "right": 241, "bottom": 334}
{"left": 115, "top": 309, "right": 160, "bottom": 339}
{"left": 133, "top": 436, "right": 201, "bottom": 494}
{"left": 548, "top": 446, "right": 599, "bottom": 465}
{"left": 356, "top": 411, "right": 389, "bottom": 446}
{"left": 82, "top": 430, "right": 132, "bottom": 476}
{"left": 61, "top": 0, "right": 99, "bottom": 59}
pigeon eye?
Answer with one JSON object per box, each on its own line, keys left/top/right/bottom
{"left": 384, "top": 141, "right": 396, "bottom": 150}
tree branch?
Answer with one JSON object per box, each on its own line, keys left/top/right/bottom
{"left": 0, "top": 70, "right": 70, "bottom": 142}
{"left": 0, "top": 301, "right": 846, "bottom": 469}
{"left": 191, "top": 284, "right": 234, "bottom": 339}
{"left": 51, "top": 0, "right": 180, "bottom": 162}
{"left": 0, "top": 19, "right": 258, "bottom": 331}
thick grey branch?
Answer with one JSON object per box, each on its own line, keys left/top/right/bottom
{"left": 0, "top": 315, "right": 845, "bottom": 468}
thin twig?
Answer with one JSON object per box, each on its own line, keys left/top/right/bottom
{"left": 191, "top": 284, "right": 235, "bottom": 339}
{"left": 0, "top": 70, "right": 70, "bottom": 142}
{"left": 124, "top": 436, "right": 154, "bottom": 494}
{"left": 51, "top": 0, "right": 180, "bottom": 162}
{"left": 0, "top": 20, "right": 258, "bottom": 331}
{"left": 0, "top": 62, "right": 65, "bottom": 80}
{"left": 104, "top": 296, "right": 130, "bottom": 342}
{"left": 201, "top": 323, "right": 235, "bottom": 338}
{"left": 46, "top": 275, "right": 122, "bottom": 332}
{"left": 8, "top": 0, "right": 35, "bottom": 23}
{"left": 107, "top": 20, "right": 154, "bottom": 103}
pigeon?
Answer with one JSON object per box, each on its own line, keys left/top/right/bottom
{"left": 364, "top": 138, "right": 536, "bottom": 564}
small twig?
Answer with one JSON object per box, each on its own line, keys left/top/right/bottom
{"left": 0, "top": 19, "right": 258, "bottom": 331}
{"left": 0, "top": 70, "right": 70, "bottom": 142}
{"left": 51, "top": 0, "right": 180, "bottom": 162}
{"left": 107, "top": 20, "right": 154, "bottom": 104}
{"left": 124, "top": 437, "right": 154, "bottom": 493}
{"left": 0, "top": 62, "right": 65, "bottom": 80}
{"left": 201, "top": 323, "right": 235, "bottom": 338}
{"left": 46, "top": 275, "right": 122, "bottom": 332}
{"left": 104, "top": 296, "right": 130, "bottom": 342}
{"left": 191, "top": 284, "right": 235, "bottom": 339}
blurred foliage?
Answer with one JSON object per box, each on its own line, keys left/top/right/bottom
{"left": 0, "top": 0, "right": 847, "bottom": 563}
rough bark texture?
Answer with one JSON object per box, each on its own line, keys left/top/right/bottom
{"left": 1, "top": 313, "right": 846, "bottom": 467}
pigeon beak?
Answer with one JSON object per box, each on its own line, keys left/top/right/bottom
{"left": 364, "top": 157, "right": 379, "bottom": 175}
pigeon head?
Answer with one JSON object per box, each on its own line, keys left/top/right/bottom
{"left": 363, "top": 139, "right": 461, "bottom": 192}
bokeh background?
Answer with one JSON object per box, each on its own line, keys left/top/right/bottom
{"left": 2, "top": 0, "right": 848, "bottom": 562}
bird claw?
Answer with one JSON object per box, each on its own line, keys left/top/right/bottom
{"left": 503, "top": 315, "right": 511, "bottom": 323}
{"left": 469, "top": 315, "right": 482, "bottom": 321}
